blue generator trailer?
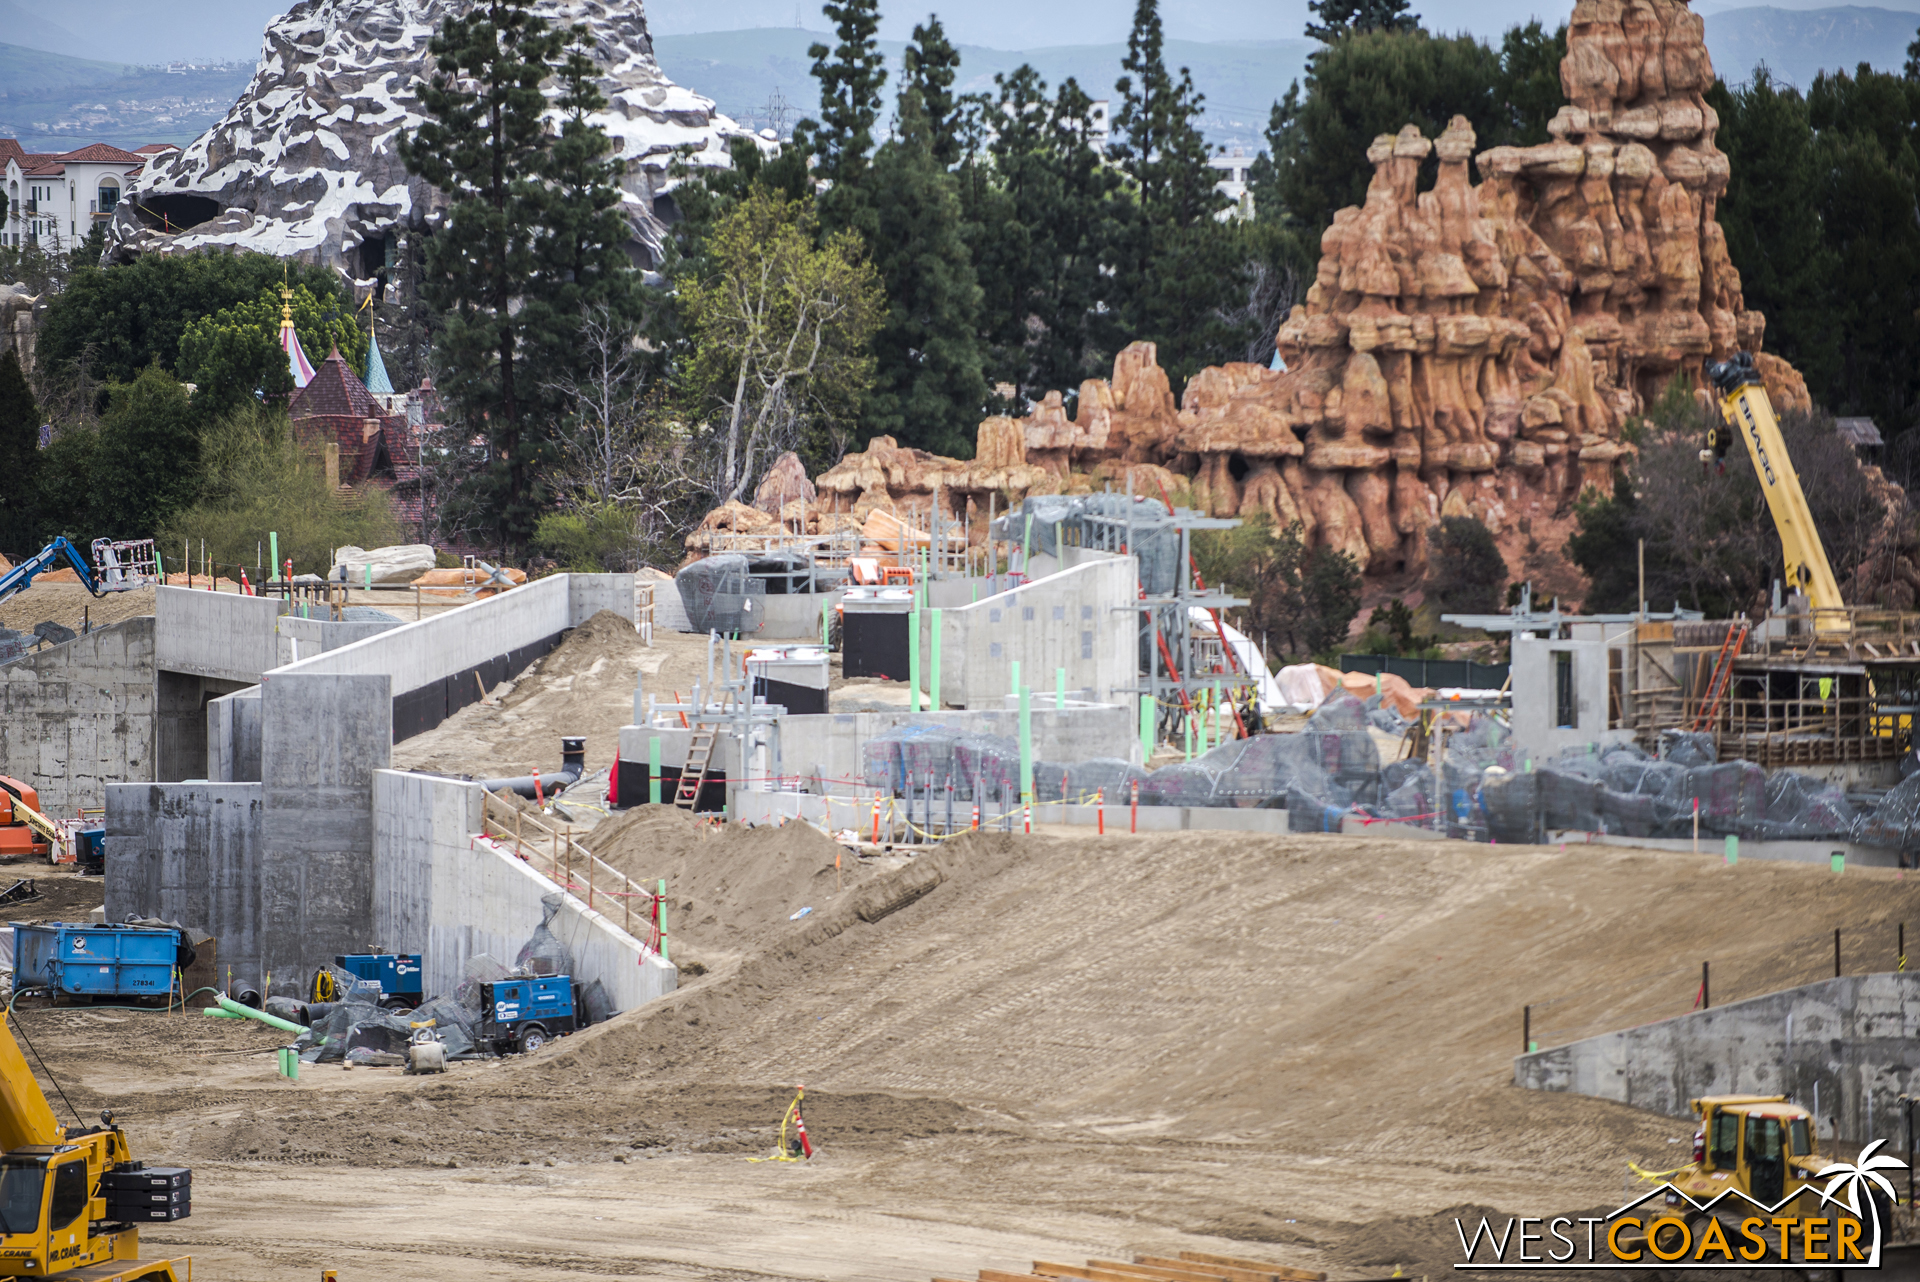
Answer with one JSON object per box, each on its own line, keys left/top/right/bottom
{"left": 478, "top": 976, "right": 577, "bottom": 1054}
{"left": 333, "top": 953, "right": 424, "bottom": 1008}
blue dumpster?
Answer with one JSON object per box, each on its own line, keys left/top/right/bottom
{"left": 14, "top": 923, "right": 183, "bottom": 998}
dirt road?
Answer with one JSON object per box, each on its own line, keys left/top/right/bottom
{"left": 14, "top": 827, "right": 1919, "bottom": 1279}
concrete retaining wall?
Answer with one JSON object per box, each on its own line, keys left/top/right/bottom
{"left": 257, "top": 671, "right": 392, "bottom": 993}
{"left": 207, "top": 687, "right": 262, "bottom": 783}
{"left": 1515, "top": 972, "right": 1920, "bottom": 1146}
{"left": 104, "top": 781, "right": 262, "bottom": 979}
{"left": 0, "top": 617, "right": 155, "bottom": 815}
{"left": 371, "top": 771, "right": 675, "bottom": 1014}
{"left": 937, "top": 556, "right": 1136, "bottom": 710}
{"left": 275, "top": 616, "right": 400, "bottom": 667}
{"left": 155, "top": 588, "right": 288, "bottom": 684}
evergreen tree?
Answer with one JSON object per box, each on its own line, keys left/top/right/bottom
{"left": 1707, "top": 69, "right": 1837, "bottom": 397}
{"left": 1267, "top": 29, "right": 1505, "bottom": 234}
{"left": 1110, "top": 0, "right": 1238, "bottom": 388}
{"left": 805, "top": 0, "right": 887, "bottom": 235}
{"left": 521, "top": 37, "right": 642, "bottom": 394}
{"left": 1425, "top": 515, "right": 1506, "bottom": 613}
{"left": 0, "top": 348, "right": 39, "bottom": 555}
{"left": 1111, "top": 0, "right": 1219, "bottom": 226}
{"left": 93, "top": 366, "right": 203, "bottom": 541}
{"left": 864, "top": 77, "right": 988, "bottom": 455}
{"left": 1304, "top": 0, "right": 1420, "bottom": 45}
{"left": 1497, "top": 22, "right": 1568, "bottom": 145}
{"left": 970, "top": 68, "right": 1128, "bottom": 406}
{"left": 902, "top": 17, "right": 963, "bottom": 166}
{"left": 400, "top": 0, "right": 566, "bottom": 555}
{"left": 1804, "top": 63, "right": 1920, "bottom": 432}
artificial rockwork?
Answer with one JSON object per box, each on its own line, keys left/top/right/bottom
{"left": 108, "top": 0, "right": 752, "bottom": 272}
{"left": 692, "top": 0, "right": 1810, "bottom": 586}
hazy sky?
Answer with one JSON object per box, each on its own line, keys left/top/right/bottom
{"left": 12, "top": 0, "right": 1920, "bottom": 66}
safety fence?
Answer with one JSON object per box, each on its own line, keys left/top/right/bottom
{"left": 1522, "top": 917, "right": 1914, "bottom": 1052}
{"left": 1340, "top": 653, "right": 1511, "bottom": 690}
{"left": 480, "top": 790, "right": 666, "bottom": 956}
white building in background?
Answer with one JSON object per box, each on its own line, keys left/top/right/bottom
{"left": 1210, "top": 148, "right": 1254, "bottom": 220}
{"left": 1, "top": 140, "right": 177, "bottom": 251}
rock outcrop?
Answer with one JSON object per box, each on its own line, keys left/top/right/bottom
{"left": 108, "top": 0, "right": 753, "bottom": 273}
{"left": 690, "top": 0, "right": 1815, "bottom": 588}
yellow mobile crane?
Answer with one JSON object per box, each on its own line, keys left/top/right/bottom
{"left": 0, "top": 1005, "right": 191, "bottom": 1281}
{"left": 1703, "top": 352, "right": 1846, "bottom": 626}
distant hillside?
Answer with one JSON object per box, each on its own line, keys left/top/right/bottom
{"left": 653, "top": 29, "right": 1312, "bottom": 149}
{"left": 1705, "top": 4, "right": 1920, "bottom": 85}
{"left": 0, "top": 42, "right": 131, "bottom": 94}
{"left": 0, "top": 45, "right": 249, "bottom": 152}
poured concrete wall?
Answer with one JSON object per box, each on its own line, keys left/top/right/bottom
{"left": 155, "top": 588, "right": 287, "bottom": 684}
{"left": 104, "top": 781, "right": 262, "bottom": 978}
{"left": 371, "top": 770, "right": 675, "bottom": 1013}
{"left": 156, "top": 671, "right": 253, "bottom": 782}
{"left": 207, "top": 687, "right": 262, "bottom": 783}
{"left": 0, "top": 616, "right": 154, "bottom": 815}
{"left": 279, "top": 574, "right": 631, "bottom": 694}
{"left": 1511, "top": 634, "right": 1633, "bottom": 763}
{"left": 937, "top": 557, "right": 1135, "bottom": 710}
{"left": 275, "top": 616, "right": 400, "bottom": 667}
{"left": 1515, "top": 972, "right": 1920, "bottom": 1147}
{"left": 258, "top": 671, "right": 391, "bottom": 994}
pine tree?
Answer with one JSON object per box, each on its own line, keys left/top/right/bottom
{"left": 805, "top": 0, "right": 886, "bottom": 235}
{"left": 971, "top": 68, "right": 1128, "bottom": 405}
{"left": 1304, "top": 0, "right": 1420, "bottom": 45}
{"left": 902, "top": 17, "right": 963, "bottom": 167}
{"left": 400, "top": 0, "right": 565, "bottom": 555}
{"left": 1110, "top": 0, "right": 1236, "bottom": 386}
{"left": 521, "top": 37, "right": 641, "bottom": 396}
{"left": 864, "top": 81, "right": 988, "bottom": 456}
{"left": 0, "top": 348, "right": 39, "bottom": 555}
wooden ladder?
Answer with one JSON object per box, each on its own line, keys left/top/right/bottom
{"left": 1691, "top": 620, "right": 1750, "bottom": 732}
{"left": 675, "top": 728, "right": 716, "bottom": 809}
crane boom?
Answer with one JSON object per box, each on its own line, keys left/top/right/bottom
{"left": 1705, "top": 353, "right": 1846, "bottom": 619}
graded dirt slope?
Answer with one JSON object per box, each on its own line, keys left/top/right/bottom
{"left": 17, "top": 825, "right": 1920, "bottom": 1281}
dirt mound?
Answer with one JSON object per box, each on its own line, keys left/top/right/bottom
{"left": 392, "top": 613, "right": 740, "bottom": 780}
{"left": 584, "top": 807, "right": 898, "bottom": 969}
{"left": 0, "top": 584, "right": 156, "bottom": 636}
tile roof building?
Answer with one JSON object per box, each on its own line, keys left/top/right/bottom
{"left": 288, "top": 347, "right": 442, "bottom": 541}
{"left": 2, "top": 139, "right": 177, "bottom": 252}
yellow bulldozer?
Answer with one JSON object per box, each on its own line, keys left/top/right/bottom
{"left": 1645, "top": 1094, "right": 1889, "bottom": 1262}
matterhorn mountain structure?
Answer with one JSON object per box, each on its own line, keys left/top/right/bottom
{"left": 107, "top": 0, "right": 755, "bottom": 273}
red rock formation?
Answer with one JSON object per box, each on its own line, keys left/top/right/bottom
{"left": 690, "top": 0, "right": 1816, "bottom": 579}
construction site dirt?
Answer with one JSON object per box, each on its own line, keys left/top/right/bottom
{"left": 9, "top": 826, "right": 1919, "bottom": 1281}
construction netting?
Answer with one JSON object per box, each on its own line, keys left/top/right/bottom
{"left": 675, "top": 554, "right": 761, "bottom": 635}
{"left": 859, "top": 692, "right": 1904, "bottom": 853}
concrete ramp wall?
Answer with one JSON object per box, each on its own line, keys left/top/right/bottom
{"left": 155, "top": 588, "right": 288, "bottom": 684}
{"left": 1515, "top": 972, "right": 1920, "bottom": 1147}
{"left": 371, "top": 771, "right": 675, "bottom": 1015}
{"left": 275, "top": 573, "right": 634, "bottom": 740}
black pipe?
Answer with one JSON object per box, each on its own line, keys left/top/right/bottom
{"left": 481, "top": 736, "right": 587, "bottom": 800}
